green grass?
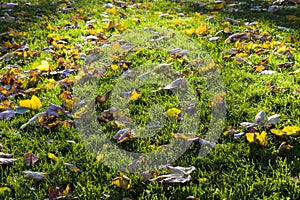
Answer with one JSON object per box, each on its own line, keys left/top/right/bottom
{"left": 0, "top": 0, "right": 300, "bottom": 199}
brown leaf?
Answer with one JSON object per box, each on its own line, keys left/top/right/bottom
{"left": 24, "top": 152, "right": 39, "bottom": 166}
{"left": 277, "top": 62, "right": 295, "bottom": 68}
{"left": 113, "top": 128, "right": 137, "bottom": 143}
{"left": 95, "top": 90, "right": 111, "bottom": 105}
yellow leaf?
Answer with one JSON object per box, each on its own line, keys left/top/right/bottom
{"left": 62, "top": 184, "right": 70, "bottom": 195}
{"left": 276, "top": 42, "right": 287, "bottom": 53}
{"left": 48, "top": 153, "right": 58, "bottom": 162}
{"left": 183, "top": 28, "right": 195, "bottom": 35}
{"left": 110, "top": 64, "right": 119, "bottom": 71}
{"left": 286, "top": 15, "right": 297, "bottom": 21}
{"left": 19, "top": 95, "right": 42, "bottom": 110}
{"left": 37, "top": 60, "right": 50, "bottom": 72}
{"left": 172, "top": 133, "right": 197, "bottom": 140}
{"left": 106, "top": 7, "right": 117, "bottom": 15}
{"left": 195, "top": 25, "right": 208, "bottom": 35}
{"left": 167, "top": 108, "right": 181, "bottom": 117}
{"left": 271, "top": 129, "right": 285, "bottom": 136}
{"left": 112, "top": 172, "right": 131, "bottom": 189}
{"left": 235, "top": 52, "right": 248, "bottom": 58}
{"left": 128, "top": 90, "right": 141, "bottom": 101}
{"left": 282, "top": 126, "right": 300, "bottom": 136}
{"left": 246, "top": 131, "right": 268, "bottom": 147}
{"left": 214, "top": 2, "right": 225, "bottom": 10}
{"left": 253, "top": 65, "right": 265, "bottom": 72}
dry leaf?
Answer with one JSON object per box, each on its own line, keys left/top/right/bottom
{"left": 113, "top": 128, "right": 137, "bottom": 143}
{"left": 112, "top": 172, "right": 131, "bottom": 189}
{"left": 24, "top": 152, "right": 39, "bottom": 166}
{"left": 23, "top": 171, "right": 46, "bottom": 181}
{"left": 48, "top": 153, "right": 58, "bottom": 162}
{"left": 65, "top": 163, "right": 82, "bottom": 172}
{"left": 0, "top": 158, "right": 17, "bottom": 165}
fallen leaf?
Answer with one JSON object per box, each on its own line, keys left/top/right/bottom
{"left": 95, "top": 90, "right": 111, "bottom": 105}
{"left": 278, "top": 141, "right": 293, "bottom": 153}
{"left": 0, "top": 152, "right": 13, "bottom": 158}
{"left": 112, "top": 172, "right": 131, "bottom": 189}
{"left": 113, "top": 128, "right": 137, "bottom": 143}
{"left": 36, "top": 60, "right": 50, "bottom": 71}
{"left": 19, "top": 95, "right": 42, "bottom": 110}
{"left": 23, "top": 171, "right": 46, "bottom": 181}
{"left": 246, "top": 131, "right": 268, "bottom": 147}
{"left": 48, "top": 153, "right": 58, "bottom": 162}
{"left": 0, "top": 158, "right": 17, "bottom": 165}
{"left": 0, "top": 110, "right": 15, "bottom": 120}
{"left": 149, "top": 166, "right": 195, "bottom": 183}
{"left": 65, "top": 163, "right": 82, "bottom": 172}
{"left": 167, "top": 108, "right": 181, "bottom": 117}
{"left": 24, "top": 152, "right": 39, "bottom": 166}
{"left": 128, "top": 90, "right": 141, "bottom": 101}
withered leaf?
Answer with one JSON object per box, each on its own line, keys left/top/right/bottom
{"left": 65, "top": 163, "right": 82, "bottom": 172}
{"left": 0, "top": 152, "right": 13, "bottom": 158}
{"left": 23, "top": 171, "right": 46, "bottom": 181}
{"left": 0, "top": 158, "right": 17, "bottom": 165}
{"left": 113, "top": 128, "right": 137, "bottom": 143}
{"left": 24, "top": 152, "right": 39, "bottom": 166}
{"left": 0, "top": 110, "right": 15, "bottom": 120}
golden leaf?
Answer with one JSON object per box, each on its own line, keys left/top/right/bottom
{"left": 19, "top": 95, "right": 42, "bottom": 110}
{"left": 282, "top": 126, "right": 300, "bottom": 136}
{"left": 246, "top": 131, "right": 268, "bottom": 147}
{"left": 37, "top": 60, "right": 50, "bottom": 72}
{"left": 195, "top": 25, "right": 208, "bottom": 35}
{"left": 128, "top": 90, "right": 141, "bottom": 101}
{"left": 48, "top": 153, "right": 58, "bottom": 162}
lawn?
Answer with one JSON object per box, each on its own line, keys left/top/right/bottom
{"left": 0, "top": 0, "right": 300, "bottom": 199}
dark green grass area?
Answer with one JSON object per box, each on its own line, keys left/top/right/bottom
{"left": 0, "top": 0, "right": 300, "bottom": 199}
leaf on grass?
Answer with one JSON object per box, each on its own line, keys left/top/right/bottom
{"left": 0, "top": 158, "right": 17, "bottom": 165}
{"left": 195, "top": 24, "right": 208, "bottom": 35}
{"left": 23, "top": 171, "right": 46, "bottom": 181}
{"left": 264, "top": 114, "right": 280, "bottom": 127}
{"left": 112, "top": 172, "right": 131, "bottom": 189}
{"left": 278, "top": 141, "right": 293, "bottom": 154}
{"left": 260, "top": 70, "right": 276, "bottom": 75}
{"left": 163, "top": 78, "right": 187, "bottom": 90}
{"left": 113, "top": 128, "right": 137, "bottom": 143}
{"left": 36, "top": 60, "right": 50, "bottom": 72}
{"left": 167, "top": 108, "right": 181, "bottom": 117}
{"left": 24, "top": 152, "right": 39, "bottom": 166}
{"left": 48, "top": 153, "right": 58, "bottom": 162}
{"left": 65, "top": 163, "right": 82, "bottom": 172}
{"left": 246, "top": 131, "right": 268, "bottom": 147}
{"left": 95, "top": 90, "right": 111, "bottom": 105}
{"left": 128, "top": 90, "right": 141, "bottom": 101}
{"left": 19, "top": 95, "right": 42, "bottom": 110}
{"left": 0, "top": 152, "right": 13, "bottom": 158}
{"left": 254, "top": 111, "right": 266, "bottom": 126}
{"left": 0, "top": 110, "right": 15, "bottom": 120}
{"left": 277, "top": 61, "right": 295, "bottom": 69}
{"left": 271, "top": 126, "right": 300, "bottom": 137}
{"left": 172, "top": 133, "right": 197, "bottom": 140}
{"left": 241, "top": 111, "right": 279, "bottom": 128}
{"left": 149, "top": 166, "right": 195, "bottom": 183}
